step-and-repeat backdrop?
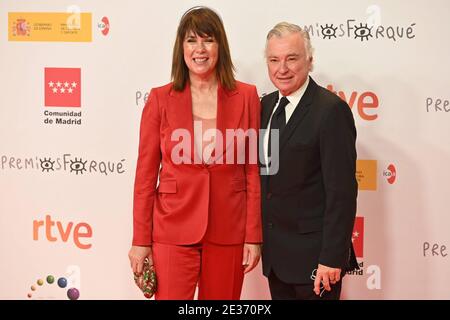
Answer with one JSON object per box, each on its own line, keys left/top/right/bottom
{"left": 1, "top": 0, "right": 449, "bottom": 299}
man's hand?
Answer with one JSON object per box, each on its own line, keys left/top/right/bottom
{"left": 313, "top": 264, "right": 341, "bottom": 295}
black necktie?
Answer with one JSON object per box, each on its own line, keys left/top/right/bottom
{"left": 268, "top": 96, "right": 289, "bottom": 158}
{"left": 271, "top": 96, "right": 289, "bottom": 134}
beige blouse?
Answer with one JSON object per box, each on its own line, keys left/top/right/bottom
{"left": 193, "top": 115, "right": 217, "bottom": 164}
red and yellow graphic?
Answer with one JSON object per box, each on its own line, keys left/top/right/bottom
{"left": 8, "top": 12, "right": 92, "bottom": 42}
{"left": 356, "top": 160, "right": 377, "bottom": 191}
{"left": 45, "top": 68, "right": 81, "bottom": 107}
{"left": 11, "top": 18, "right": 31, "bottom": 36}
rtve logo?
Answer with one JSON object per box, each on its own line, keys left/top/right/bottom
{"left": 327, "top": 85, "right": 379, "bottom": 121}
{"left": 33, "top": 215, "right": 93, "bottom": 249}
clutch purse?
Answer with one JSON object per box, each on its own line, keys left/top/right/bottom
{"left": 133, "top": 258, "right": 157, "bottom": 299}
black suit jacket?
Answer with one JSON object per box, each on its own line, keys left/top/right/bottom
{"left": 261, "top": 77, "right": 359, "bottom": 284}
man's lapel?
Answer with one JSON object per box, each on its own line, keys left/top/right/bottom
{"left": 261, "top": 92, "right": 279, "bottom": 130}
{"left": 278, "top": 77, "right": 317, "bottom": 153}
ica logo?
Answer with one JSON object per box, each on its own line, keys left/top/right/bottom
{"left": 383, "top": 164, "right": 396, "bottom": 184}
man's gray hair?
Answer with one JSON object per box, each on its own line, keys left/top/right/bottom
{"left": 265, "top": 22, "right": 314, "bottom": 63}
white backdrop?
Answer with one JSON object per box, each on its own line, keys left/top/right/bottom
{"left": 1, "top": 0, "right": 449, "bottom": 299}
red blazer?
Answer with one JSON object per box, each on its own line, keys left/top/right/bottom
{"left": 132, "top": 81, "right": 262, "bottom": 246}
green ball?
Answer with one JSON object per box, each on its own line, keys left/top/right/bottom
{"left": 46, "top": 275, "right": 55, "bottom": 284}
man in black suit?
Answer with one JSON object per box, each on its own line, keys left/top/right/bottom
{"left": 260, "top": 22, "right": 359, "bottom": 300}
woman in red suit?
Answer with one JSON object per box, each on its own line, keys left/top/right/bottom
{"left": 128, "top": 6, "right": 262, "bottom": 300}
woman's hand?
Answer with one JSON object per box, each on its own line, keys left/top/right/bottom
{"left": 128, "top": 245, "right": 153, "bottom": 274}
{"left": 242, "top": 243, "right": 261, "bottom": 274}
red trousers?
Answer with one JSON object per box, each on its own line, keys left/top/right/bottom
{"left": 152, "top": 242, "right": 244, "bottom": 300}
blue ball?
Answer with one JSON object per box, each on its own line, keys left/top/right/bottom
{"left": 57, "top": 277, "right": 67, "bottom": 288}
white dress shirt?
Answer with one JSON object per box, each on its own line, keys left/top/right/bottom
{"left": 263, "top": 77, "right": 310, "bottom": 167}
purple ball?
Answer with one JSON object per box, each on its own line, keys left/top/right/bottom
{"left": 67, "top": 288, "right": 80, "bottom": 300}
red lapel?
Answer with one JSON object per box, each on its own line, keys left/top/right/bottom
{"left": 167, "top": 84, "right": 196, "bottom": 163}
{"left": 215, "top": 83, "right": 242, "bottom": 164}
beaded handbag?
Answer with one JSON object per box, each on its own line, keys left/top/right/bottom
{"left": 133, "top": 258, "right": 157, "bottom": 299}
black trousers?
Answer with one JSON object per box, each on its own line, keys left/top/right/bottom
{"left": 268, "top": 271, "right": 342, "bottom": 300}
